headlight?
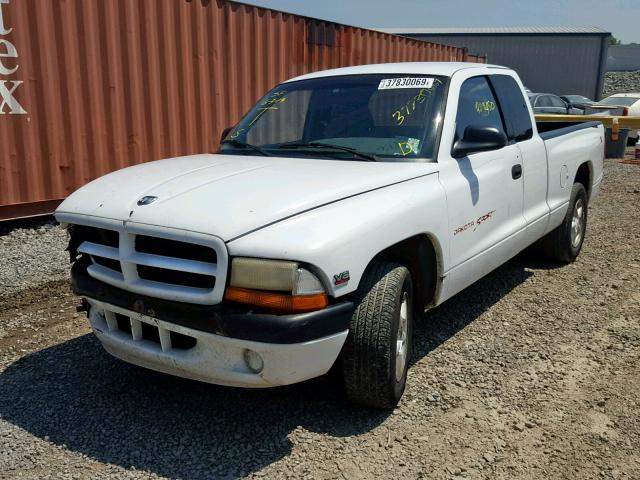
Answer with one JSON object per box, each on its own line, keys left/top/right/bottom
{"left": 225, "top": 258, "right": 327, "bottom": 312}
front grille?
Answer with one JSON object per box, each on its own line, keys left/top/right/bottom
{"left": 71, "top": 223, "right": 227, "bottom": 305}
{"left": 110, "top": 312, "right": 196, "bottom": 351}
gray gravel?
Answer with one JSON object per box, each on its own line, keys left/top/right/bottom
{"left": 1, "top": 157, "right": 639, "bottom": 479}
{"left": 602, "top": 70, "right": 640, "bottom": 97}
{"left": 0, "top": 221, "right": 68, "bottom": 300}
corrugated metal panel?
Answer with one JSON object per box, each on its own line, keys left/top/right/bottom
{"left": 397, "top": 33, "right": 608, "bottom": 100}
{"left": 0, "top": 0, "right": 480, "bottom": 221}
{"left": 379, "top": 26, "right": 611, "bottom": 35}
{"left": 607, "top": 45, "right": 640, "bottom": 72}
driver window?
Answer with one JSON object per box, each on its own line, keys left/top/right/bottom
{"left": 455, "top": 76, "right": 505, "bottom": 141}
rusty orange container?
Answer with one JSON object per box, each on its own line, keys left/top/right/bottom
{"left": 0, "top": 0, "right": 482, "bottom": 221}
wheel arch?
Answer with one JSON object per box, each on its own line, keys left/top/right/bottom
{"left": 574, "top": 161, "right": 593, "bottom": 200}
{"left": 363, "top": 233, "right": 443, "bottom": 312}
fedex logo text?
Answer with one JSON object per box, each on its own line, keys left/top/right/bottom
{"left": 0, "top": 0, "right": 26, "bottom": 115}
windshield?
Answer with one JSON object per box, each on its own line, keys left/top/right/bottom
{"left": 221, "top": 74, "right": 449, "bottom": 162}
{"left": 597, "top": 96, "right": 640, "bottom": 107}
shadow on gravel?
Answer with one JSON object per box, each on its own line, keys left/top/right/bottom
{"left": 0, "top": 256, "right": 539, "bottom": 478}
{"left": 0, "top": 335, "right": 388, "bottom": 478}
{"left": 412, "top": 257, "right": 536, "bottom": 366}
{"left": 0, "top": 215, "right": 56, "bottom": 236}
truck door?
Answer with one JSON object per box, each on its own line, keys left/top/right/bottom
{"left": 489, "top": 74, "right": 549, "bottom": 244}
{"left": 438, "top": 75, "right": 527, "bottom": 297}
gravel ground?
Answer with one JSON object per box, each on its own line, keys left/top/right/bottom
{"left": 602, "top": 71, "right": 640, "bottom": 97}
{"left": 1, "top": 154, "right": 640, "bottom": 480}
{"left": 0, "top": 220, "right": 68, "bottom": 302}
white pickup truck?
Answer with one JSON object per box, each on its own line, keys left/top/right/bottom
{"left": 56, "top": 62, "right": 604, "bottom": 408}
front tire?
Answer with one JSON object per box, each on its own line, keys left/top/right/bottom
{"left": 342, "top": 262, "right": 413, "bottom": 408}
{"left": 540, "top": 182, "right": 588, "bottom": 262}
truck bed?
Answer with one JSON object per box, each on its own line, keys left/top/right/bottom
{"left": 537, "top": 120, "right": 604, "bottom": 231}
{"left": 536, "top": 120, "right": 603, "bottom": 140}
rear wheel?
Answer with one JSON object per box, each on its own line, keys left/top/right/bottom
{"left": 342, "top": 261, "right": 413, "bottom": 408}
{"left": 540, "top": 182, "right": 588, "bottom": 262}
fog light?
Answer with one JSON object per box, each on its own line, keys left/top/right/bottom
{"left": 244, "top": 349, "right": 264, "bottom": 373}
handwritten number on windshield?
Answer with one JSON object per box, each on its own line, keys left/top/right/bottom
{"left": 391, "top": 88, "right": 429, "bottom": 126}
{"left": 390, "top": 79, "right": 444, "bottom": 126}
{"left": 246, "top": 91, "right": 288, "bottom": 126}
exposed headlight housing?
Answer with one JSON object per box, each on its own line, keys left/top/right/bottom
{"left": 225, "top": 258, "right": 327, "bottom": 312}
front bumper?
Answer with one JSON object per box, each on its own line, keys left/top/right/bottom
{"left": 87, "top": 298, "right": 349, "bottom": 387}
{"left": 72, "top": 262, "right": 354, "bottom": 387}
{"left": 71, "top": 261, "right": 353, "bottom": 344}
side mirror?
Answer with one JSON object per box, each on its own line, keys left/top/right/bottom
{"left": 452, "top": 125, "right": 508, "bottom": 158}
{"left": 220, "top": 126, "right": 233, "bottom": 145}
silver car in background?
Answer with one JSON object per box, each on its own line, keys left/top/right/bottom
{"left": 528, "top": 93, "right": 583, "bottom": 115}
{"left": 588, "top": 93, "right": 640, "bottom": 145}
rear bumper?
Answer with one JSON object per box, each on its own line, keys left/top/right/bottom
{"left": 87, "top": 298, "right": 348, "bottom": 387}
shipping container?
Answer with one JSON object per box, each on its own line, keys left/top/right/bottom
{"left": 0, "top": 0, "right": 482, "bottom": 221}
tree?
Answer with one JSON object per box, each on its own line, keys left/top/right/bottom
{"left": 609, "top": 36, "right": 622, "bottom": 45}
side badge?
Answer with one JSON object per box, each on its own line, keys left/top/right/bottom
{"left": 333, "top": 270, "right": 350, "bottom": 286}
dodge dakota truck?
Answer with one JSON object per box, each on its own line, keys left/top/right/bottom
{"left": 55, "top": 62, "right": 604, "bottom": 408}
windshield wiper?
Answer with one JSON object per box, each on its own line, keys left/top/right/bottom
{"left": 277, "top": 142, "right": 378, "bottom": 162}
{"left": 221, "top": 139, "right": 271, "bottom": 157}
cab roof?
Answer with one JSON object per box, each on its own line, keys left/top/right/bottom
{"left": 285, "top": 62, "right": 508, "bottom": 83}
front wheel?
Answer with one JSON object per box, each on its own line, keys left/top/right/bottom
{"left": 540, "top": 182, "right": 588, "bottom": 262}
{"left": 342, "top": 261, "right": 413, "bottom": 408}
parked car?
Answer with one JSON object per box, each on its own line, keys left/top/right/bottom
{"left": 590, "top": 93, "right": 640, "bottom": 145}
{"left": 560, "top": 95, "right": 595, "bottom": 111}
{"left": 528, "top": 93, "right": 583, "bottom": 115}
{"left": 55, "top": 62, "right": 604, "bottom": 408}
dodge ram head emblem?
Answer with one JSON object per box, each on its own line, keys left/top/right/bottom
{"left": 137, "top": 196, "right": 158, "bottom": 206}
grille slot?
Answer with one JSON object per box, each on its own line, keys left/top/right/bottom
{"left": 110, "top": 311, "right": 196, "bottom": 350}
{"left": 94, "top": 256, "right": 123, "bottom": 273}
{"left": 115, "top": 313, "right": 132, "bottom": 334}
{"left": 141, "top": 321, "right": 161, "bottom": 344}
{"left": 170, "top": 330, "right": 197, "bottom": 350}
{"left": 137, "top": 264, "right": 215, "bottom": 289}
{"left": 136, "top": 235, "right": 217, "bottom": 263}
{"left": 71, "top": 223, "right": 226, "bottom": 305}
{"left": 73, "top": 225, "right": 119, "bottom": 248}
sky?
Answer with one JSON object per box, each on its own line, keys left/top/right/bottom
{"left": 239, "top": 0, "right": 640, "bottom": 43}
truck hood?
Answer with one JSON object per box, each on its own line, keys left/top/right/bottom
{"left": 56, "top": 154, "right": 438, "bottom": 241}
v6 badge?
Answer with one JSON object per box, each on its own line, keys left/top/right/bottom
{"left": 333, "top": 271, "right": 350, "bottom": 286}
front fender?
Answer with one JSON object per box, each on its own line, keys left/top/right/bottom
{"left": 227, "top": 173, "right": 449, "bottom": 298}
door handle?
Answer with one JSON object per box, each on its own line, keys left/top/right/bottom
{"left": 512, "top": 164, "right": 522, "bottom": 179}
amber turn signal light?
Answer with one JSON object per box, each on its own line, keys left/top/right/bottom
{"left": 224, "top": 287, "right": 328, "bottom": 313}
